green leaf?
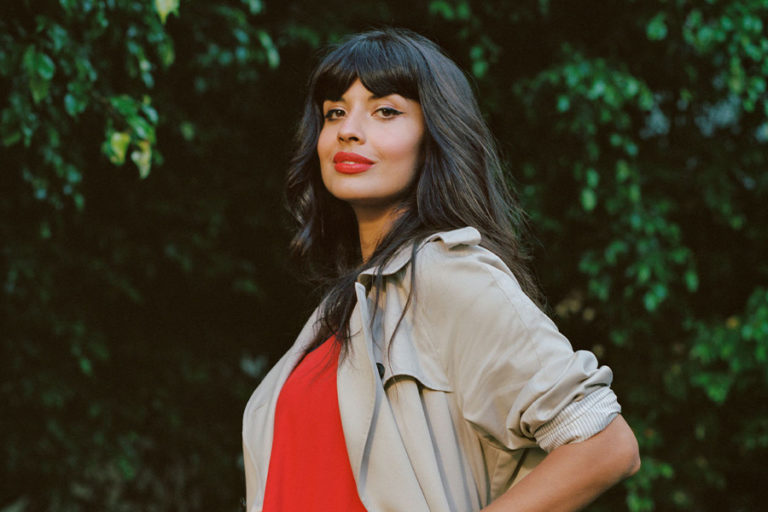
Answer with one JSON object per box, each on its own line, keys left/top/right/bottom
{"left": 79, "top": 357, "right": 93, "bottom": 376}
{"left": 586, "top": 167, "right": 600, "bottom": 187}
{"left": 128, "top": 116, "right": 153, "bottom": 141}
{"left": 47, "top": 23, "right": 68, "bottom": 53}
{"left": 691, "top": 372, "right": 733, "bottom": 404}
{"left": 21, "top": 45, "right": 36, "bottom": 74}
{"left": 29, "top": 74, "right": 50, "bottom": 103}
{"left": 64, "top": 94, "right": 77, "bottom": 115}
{"left": 71, "top": 191, "right": 84, "bottom": 210}
{"left": 155, "top": 0, "right": 180, "bottom": 24}
{"left": 685, "top": 269, "right": 699, "bottom": 292}
{"left": 604, "top": 240, "right": 628, "bottom": 264}
{"left": 3, "top": 130, "right": 22, "bottom": 147}
{"left": 472, "top": 60, "right": 488, "bottom": 79}
{"left": 141, "top": 104, "right": 159, "bottom": 124}
{"left": 647, "top": 13, "right": 668, "bottom": 41}
{"left": 110, "top": 95, "right": 139, "bottom": 117}
{"left": 637, "top": 264, "right": 651, "bottom": 284}
{"left": 257, "top": 30, "right": 280, "bottom": 69}
{"left": 455, "top": 1, "right": 471, "bottom": 21}
{"left": 131, "top": 139, "right": 152, "bottom": 179}
{"left": 429, "top": 0, "right": 455, "bottom": 20}
{"left": 643, "top": 291, "right": 658, "bottom": 312}
{"left": 34, "top": 52, "right": 55, "bottom": 80}
{"left": 616, "top": 159, "right": 631, "bottom": 182}
{"left": 22, "top": 46, "right": 55, "bottom": 103}
{"left": 179, "top": 121, "right": 195, "bottom": 141}
{"left": 581, "top": 188, "right": 597, "bottom": 211}
{"left": 64, "top": 93, "right": 87, "bottom": 116}
{"left": 244, "top": 0, "right": 263, "bottom": 15}
{"left": 39, "top": 221, "right": 51, "bottom": 239}
{"left": 159, "top": 40, "right": 175, "bottom": 67}
{"left": 108, "top": 131, "right": 131, "bottom": 165}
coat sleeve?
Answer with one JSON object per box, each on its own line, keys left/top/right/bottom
{"left": 415, "top": 242, "right": 620, "bottom": 452}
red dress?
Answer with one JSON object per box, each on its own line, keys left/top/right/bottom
{"left": 262, "top": 337, "right": 368, "bottom": 511}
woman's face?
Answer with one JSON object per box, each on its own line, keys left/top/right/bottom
{"left": 317, "top": 79, "right": 425, "bottom": 219}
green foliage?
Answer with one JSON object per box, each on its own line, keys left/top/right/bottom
{"left": 2, "top": 0, "right": 287, "bottom": 509}
{"left": 2, "top": 0, "right": 766, "bottom": 510}
{"left": 154, "top": 0, "right": 180, "bottom": 25}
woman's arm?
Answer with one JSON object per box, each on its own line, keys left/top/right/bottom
{"left": 483, "top": 415, "right": 641, "bottom": 512}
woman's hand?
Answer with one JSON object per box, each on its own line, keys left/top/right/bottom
{"left": 483, "top": 415, "right": 640, "bottom": 512}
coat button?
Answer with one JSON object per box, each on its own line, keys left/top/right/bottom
{"left": 376, "top": 362, "right": 385, "bottom": 379}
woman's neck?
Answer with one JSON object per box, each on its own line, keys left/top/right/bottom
{"left": 354, "top": 206, "right": 402, "bottom": 263}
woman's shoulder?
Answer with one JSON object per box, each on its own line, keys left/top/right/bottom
{"left": 412, "top": 226, "right": 542, "bottom": 325}
{"left": 420, "top": 226, "right": 483, "bottom": 249}
{"left": 415, "top": 227, "right": 521, "bottom": 290}
{"left": 416, "top": 227, "right": 509, "bottom": 267}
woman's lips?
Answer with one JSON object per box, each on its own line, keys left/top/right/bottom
{"left": 333, "top": 152, "right": 374, "bottom": 174}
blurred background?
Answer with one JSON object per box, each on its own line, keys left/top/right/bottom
{"left": 2, "top": 0, "right": 767, "bottom": 510}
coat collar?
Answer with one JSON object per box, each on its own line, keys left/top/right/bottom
{"left": 357, "top": 226, "right": 482, "bottom": 279}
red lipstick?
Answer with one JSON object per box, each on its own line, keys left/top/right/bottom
{"left": 333, "top": 152, "right": 374, "bottom": 174}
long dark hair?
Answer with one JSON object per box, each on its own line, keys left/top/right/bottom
{"left": 285, "top": 28, "right": 540, "bottom": 350}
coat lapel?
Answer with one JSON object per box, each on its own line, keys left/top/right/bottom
{"left": 337, "top": 283, "right": 430, "bottom": 511}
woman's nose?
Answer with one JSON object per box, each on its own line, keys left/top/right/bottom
{"left": 337, "top": 112, "right": 365, "bottom": 143}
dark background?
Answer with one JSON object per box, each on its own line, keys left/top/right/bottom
{"left": 2, "top": 0, "right": 767, "bottom": 510}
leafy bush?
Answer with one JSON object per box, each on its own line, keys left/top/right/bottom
{"left": 2, "top": 0, "right": 766, "bottom": 510}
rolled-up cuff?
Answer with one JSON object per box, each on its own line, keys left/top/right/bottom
{"left": 534, "top": 387, "right": 621, "bottom": 452}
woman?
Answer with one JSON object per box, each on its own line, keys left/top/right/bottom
{"left": 243, "top": 28, "right": 640, "bottom": 512}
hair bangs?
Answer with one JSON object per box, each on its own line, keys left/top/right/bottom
{"left": 313, "top": 37, "right": 420, "bottom": 105}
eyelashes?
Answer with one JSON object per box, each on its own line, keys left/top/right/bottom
{"left": 376, "top": 107, "right": 403, "bottom": 118}
{"left": 323, "top": 106, "right": 404, "bottom": 120}
{"left": 324, "top": 108, "right": 344, "bottom": 120}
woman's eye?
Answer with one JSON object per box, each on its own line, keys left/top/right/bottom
{"left": 376, "top": 107, "right": 403, "bottom": 118}
{"left": 324, "top": 108, "right": 345, "bottom": 120}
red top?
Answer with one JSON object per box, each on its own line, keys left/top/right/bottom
{"left": 262, "top": 337, "right": 367, "bottom": 511}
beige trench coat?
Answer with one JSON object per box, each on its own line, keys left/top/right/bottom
{"left": 243, "top": 227, "right": 619, "bottom": 511}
